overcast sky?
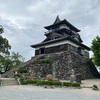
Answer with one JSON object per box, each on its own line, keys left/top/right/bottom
{"left": 0, "top": 0, "right": 100, "bottom": 61}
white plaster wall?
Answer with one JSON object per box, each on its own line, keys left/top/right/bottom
{"left": 36, "top": 40, "right": 79, "bottom": 50}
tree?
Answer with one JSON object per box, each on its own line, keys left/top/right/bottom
{"left": 2, "top": 52, "right": 24, "bottom": 71}
{"left": 0, "top": 26, "right": 24, "bottom": 73}
{"left": 1, "top": 55, "right": 12, "bottom": 71}
{"left": 10, "top": 52, "right": 24, "bottom": 67}
{"left": 0, "top": 25, "right": 11, "bottom": 72}
{"left": 0, "top": 26, "right": 11, "bottom": 56}
{"left": 91, "top": 36, "right": 100, "bottom": 66}
{"left": 0, "top": 25, "right": 4, "bottom": 34}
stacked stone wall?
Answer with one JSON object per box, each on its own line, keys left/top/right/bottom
{"left": 2, "top": 51, "right": 100, "bottom": 80}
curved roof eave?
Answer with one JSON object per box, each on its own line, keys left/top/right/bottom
{"left": 31, "top": 37, "right": 90, "bottom": 50}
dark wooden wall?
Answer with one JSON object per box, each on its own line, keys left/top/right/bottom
{"left": 35, "top": 43, "right": 89, "bottom": 58}
{"left": 35, "top": 44, "right": 68, "bottom": 55}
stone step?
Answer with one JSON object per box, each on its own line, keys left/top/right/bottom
{"left": 0, "top": 78, "right": 19, "bottom": 86}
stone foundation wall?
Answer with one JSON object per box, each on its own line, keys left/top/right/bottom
{"left": 2, "top": 50, "right": 100, "bottom": 80}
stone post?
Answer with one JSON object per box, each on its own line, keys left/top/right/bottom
{"left": 70, "top": 69, "right": 76, "bottom": 82}
{"left": 0, "top": 74, "right": 1, "bottom": 86}
{"left": 52, "top": 62, "right": 56, "bottom": 80}
{"left": 76, "top": 74, "right": 81, "bottom": 83}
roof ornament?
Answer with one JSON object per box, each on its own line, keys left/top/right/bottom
{"left": 53, "top": 15, "right": 61, "bottom": 24}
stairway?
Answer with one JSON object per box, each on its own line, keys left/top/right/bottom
{"left": 0, "top": 78, "right": 19, "bottom": 86}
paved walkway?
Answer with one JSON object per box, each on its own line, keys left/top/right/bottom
{"left": 0, "top": 79, "right": 100, "bottom": 100}
{"left": 0, "top": 85, "right": 100, "bottom": 100}
{"left": 82, "top": 79, "right": 100, "bottom": 86}
{"left": 81, "top": 79, "right": 100, "bottom": 90}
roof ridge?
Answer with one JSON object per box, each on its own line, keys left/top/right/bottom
{"left": 53, "top": 15, "right": 61, "bottom": 24}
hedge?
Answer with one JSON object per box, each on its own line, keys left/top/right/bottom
{"left": 19, "top": 78, "right": 80, "bottom": 87}
{"left": 63, "top": 82, "right": 71, "bottom": 87}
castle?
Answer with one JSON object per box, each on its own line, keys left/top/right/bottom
{"left": 2, "top": 16, "right": 99, "bottom": 80}
{"left": 31, "top": 16, "right": 90, "bottom": 58}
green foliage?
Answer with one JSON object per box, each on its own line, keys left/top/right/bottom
{"left": 20, "top": 76, "right": 32, "bottom": 85}
{"left": 63, "top": 82, "right": 80, "bottom": 87}
{"left": 93, "top": 84, "right": 98, "bottom": 88}
{"left": 0, "top": 25, "right": 11, "bottom": 63}
{"left": 39, "top": 57, "right": 51, "bottom": 64}
{"left": 46, "top": 81, "right": 54, "bottom": 85}
{"left": 10, "top": 52, "right": 24, "bottom": 66}
{"left": 0, "top": 26, "right": 11, "bottom": 72}
{"left": 63, "top": 82, "right": 71, "bottom": 86}
{"left": 41, "top": 80, "right": 48, "bottom": 85}
{"left": 0, "top": 25, "right": 4, "bottom": 34}
{"left": 53, "top": 81, "right": 62, "bottom": 86}
{"left": 19, "top": 78, "right": 80, "bottom": 87}
{"left": 91, "top": 36, "right": 100, "bottom": 66}
{"left": 20, "top": 78, "right": 29, "bottom": 85}
{"left": 29, "top": 79, "right": 38, "bottom": 84}
{"left": 0, "top": 52, "right": 25, "bottom": 73}
{"left": 0, "top": 26, "right": 24, "bottom": 73}
{"left": 92, "top": 84, "right": 99, "bottom": 90}
{"left": 70, "top": 82, "right": 80, "bottom": 87}
{"left": 37, "top": 80, "right": 62, "bottom": 86}
{"left": 18, "top": 69, "right": 27, "bottom": 73}
{"left": 0, "top": 35, "right": 11, "bottom": 55}
{"left": 33, "top": 57, "right": 51, "bottom": 64}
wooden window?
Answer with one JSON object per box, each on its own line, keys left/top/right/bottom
{"left": 40, "top": 48, "right": 45, "bottom": 54}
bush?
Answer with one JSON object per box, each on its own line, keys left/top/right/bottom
{"left": 37, "top": 80, "right": 42, "bottom": 85}
{"left": 93, "top": 84, "right": 98, "bottom": 88}
{"left": 19, "top": 78, "right": 80, "bottom": 87}
{"left": 53, "top": 81, "right": 62, "bottom": 86}
{"left": 41, "top": 80, "right": 48, "bottom": 85}
{"left": 22, "top": 80, "right": 29, "bottom": 85}
{"left": 47, "top": 81, "right": 54, "bottom": 85}
{"left": 41, "top": 80, "right": 54, "bottom": 85}
{"left": 38, "top": 57, "right": 51, "bottom": 64}
{"left": 29, "top": 79, "right": 37, "bottom": 84}
{"left": 70, "top": 82, "right": 80, "bottom": 87}
{"left": 63, "top": 82, "right": 80, "bottom": 87}
{"left": 63, "top": 82, "right": 71, "bottom": 87}
{"left": 18, "top": 69, "right": 27, "bottom": 73}
{"left": 20, "top": 78, "right": 29, "bottom": 85}
{"left": 41, "top": 80, "right": 61, "bottom": 85}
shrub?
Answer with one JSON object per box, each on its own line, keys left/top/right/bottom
{"left": 19, "top": 78, "right": 80, "bottom": 87}
{"left": 47, "top": 81, "right": 54, "bottom": 85}
{"left": 63, "top": 82, "right": 71, "bottom": 87}
{"left": 38, "top": 57, "right": 51, "bottom": 64}
{"left": 18, "top": 69, "right": 27, "bottom": 73}
{"left": 41, "top": 80, "right": 48, "bottom": 85}
{"left": 20, "top": 78, "right": 24, "bottom": 82}
{"left": 20, "top": 78, "right": 28, "bottom": 85}
{"left": 41, "top": 80, "right": 61, "bottom": 85}
{"left": 22, "top": 80, "right": 29, "bottom": 85}
{"left": 63, "top": 82, "right": 80, "bottom": 87}
{"left": 93, "top": 84, "right": 99, "bottom": 90}
{"left": 53, "top": 81, "right": 62, "bottom": 86}
{"left": 29, "top": 79, "right": 37, "bottom": 84}
{"left": 70, "top": 82, "right": 80, "bottom": 87}
{"left": 37, "top": 80, "right": 42, "bottom": 85}
{"left": 93, "top": 84, "right": 98, "bottom": 88}
{"left": 41, "top": 80, "right": 53, "bottom": 85}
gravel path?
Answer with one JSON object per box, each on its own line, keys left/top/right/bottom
{"left": 0, "top": 85, "right": 100, "bottom": 100}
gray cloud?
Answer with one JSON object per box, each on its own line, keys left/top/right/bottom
{"left": 0, "top": 0, "right": 100, "bottom": 60}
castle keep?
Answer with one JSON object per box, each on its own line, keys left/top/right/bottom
{"left": 2, "top": 16, "right": 99, "bottom": 80}
{"left": 31, "top": 16, "right": 90, "bottom": 58}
